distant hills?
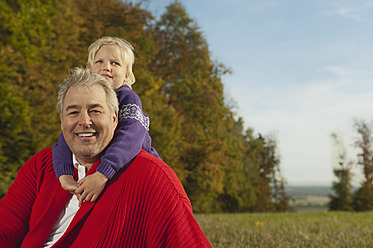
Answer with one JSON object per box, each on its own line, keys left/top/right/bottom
{"left": 285, "top": 185, "right": 332, "bottom": 198}
{"left": 285, "top": 185, "right": 332, "bottom": 212}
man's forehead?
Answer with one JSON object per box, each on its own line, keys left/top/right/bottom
{"left": 64, "top": 85, "right": 107, "bottom": 108}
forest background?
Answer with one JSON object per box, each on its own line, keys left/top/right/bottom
{"left": 0, "top": 0, "right": 292, "bottom": 213}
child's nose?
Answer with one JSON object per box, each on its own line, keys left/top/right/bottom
{"left": 103, "top": 62, "right": 111, "bottom": 71}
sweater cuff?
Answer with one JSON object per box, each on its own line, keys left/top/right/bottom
{"left": 96, "top": 162, "right": 116, "bottom": 180}
{"left": 54, "top": 163, "right": 75, "bottom": 179}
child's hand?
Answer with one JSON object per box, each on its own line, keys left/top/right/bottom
{"left": 75, "top": 172, "right": 108, "bottom": 207}
{"left": 59, "top": 175, "right": 79, "bottom": 194}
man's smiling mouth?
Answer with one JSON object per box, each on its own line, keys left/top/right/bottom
{"left": 76, "top": 133, "right": 96, "bottom": 137}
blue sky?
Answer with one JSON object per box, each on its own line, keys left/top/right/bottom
{"left": 135, "top": 0, "right": 373, "bottom": 185}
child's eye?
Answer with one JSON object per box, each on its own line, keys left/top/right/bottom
{"left": 95, "top": 60, "right": 103, "bottom": 64}
{"left": 111, "top": 61, "right": 120, "bottom": 66}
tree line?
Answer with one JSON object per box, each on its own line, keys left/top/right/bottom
{"left": 329, "top": 119, "right": 373, "bottom": 211}
{"left": 0, "top": 0, "right": 289, "bottom": 212}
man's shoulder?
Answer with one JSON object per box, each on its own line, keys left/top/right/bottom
{"left": 132, "top": 150, "right": 172, "bottom": 174}
{"left": 31, "top": 147, "right": 53, "bottom": 163}
{"left": 17, "top": 147, "right": 54, "bottom": 179}
{"left": 129, "top": 150, "right": 186, "bottom": 194}
{"left": 32, "top": 147, "right": 53, "bottom": 170}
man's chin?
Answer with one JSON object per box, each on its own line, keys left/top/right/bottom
{"left": 72, "top": 147, "right": 100, "bottom": 159}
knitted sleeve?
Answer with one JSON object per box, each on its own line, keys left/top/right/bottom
{"left": 96, "top": 88, "right": 148, "bottom": 179}
{"left": 0, "top": 149, "right": 44, "bottom": 247}
{"left": 52, "top": 132, "right": 74, "bottom": 179}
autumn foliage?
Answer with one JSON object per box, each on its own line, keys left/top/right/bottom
{"left": 0, "top": 0, "right": 288, "bottom": 212}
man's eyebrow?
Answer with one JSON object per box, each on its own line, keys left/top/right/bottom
{"left": 65, "top": 105, "right": 80, "bottom": 112}
{"left": 64, "top": 104, "right": 104, "bottom": 112}
{"left": 88, "top": 104, "right": 104, "bottom": 109}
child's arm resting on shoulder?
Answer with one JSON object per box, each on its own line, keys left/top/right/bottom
{"left": 96, "top": 90, "right": 149, "bottom": 180}
{"left": 96, "top": 116, "right": 146, "bottom": 179}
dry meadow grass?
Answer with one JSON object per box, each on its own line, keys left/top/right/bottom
{"left": 195, "top": 211, "right": 373, "bottom": 248}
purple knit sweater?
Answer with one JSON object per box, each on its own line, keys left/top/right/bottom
{"left": 52, "top": 85, "right": 160, "bottom": 179}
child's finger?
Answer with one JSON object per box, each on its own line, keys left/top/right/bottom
{"left": 79, "top": 192, "right": 86, "bottom": 207}
{"left": 67, "top": 185, "right": 78, "bottom": 192}
{"left": 86, "top": 195, "right": 92, "bottom": 202}
{"left": 75, "top": 186, "right": 84, "bottom": 195}
{"left": 91, "top": 194, "right": 98, "bottom": 202}
{"left": 79, "top": 197, "right": 83, "bottom": 207}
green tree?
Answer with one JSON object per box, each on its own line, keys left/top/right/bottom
{"left": 0, "top": 82, "right": 32, "bottom": 197}
{"left": 218, "top": 118, "right": 256, "bottom": 212}
{"left": 155, "top": 1, "right": 235, "bottom": 212}
{"left": 352, "top": 120, "right": 373, "bottom": 211}
{"left": 0, "top": 0, "right": 64, "bottom": 152}
{"left": 0, "top": 0, "right": 61, "bottom": 195}
{"left": 329, "top": 133, "right": 353, "bottom": 211}
{"left": 246, "top": 132, "right": 290, "bottom": 212}
{"left": 354, "top": 120, "right": 373, "bottom": 184}
{"left": 353, "top": 182, "right": 373, "bottom": 211}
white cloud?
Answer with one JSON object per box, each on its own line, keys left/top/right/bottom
{"left": 322, "top": 66, "right": 353, "bottom": 77}
{"left": 324, "top": 1, "right": 373, "bottom": 25}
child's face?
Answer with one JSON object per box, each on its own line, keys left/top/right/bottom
{"left": 89, "top": 45, "right": 128, "bottom": 90}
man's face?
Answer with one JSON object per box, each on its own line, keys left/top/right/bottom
{"left": 61, "top": 85, "right": 118, "bottom": 165}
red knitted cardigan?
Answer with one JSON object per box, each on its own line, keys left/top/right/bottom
{"left": 0, "top": 148, "right": 212, "bottom": 247}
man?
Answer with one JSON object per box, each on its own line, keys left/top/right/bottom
{"left": 0, "top": 68, "right": 212, "bottom": 247}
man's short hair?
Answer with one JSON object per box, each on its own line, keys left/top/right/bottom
{"left": 57, "top": 67, "right": 119, "bottom": 119}
{"left": 86, "top": 36, "right": 136, "bottom": 85}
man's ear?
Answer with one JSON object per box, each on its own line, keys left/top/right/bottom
{"left": 60, "top": 115, "right": 64, "bottom": 131}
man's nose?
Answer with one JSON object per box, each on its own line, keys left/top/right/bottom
{"left": 79, "top": 112, "right": 92, "bottom": 126}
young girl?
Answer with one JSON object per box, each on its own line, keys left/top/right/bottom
{"left": 53, "top": 37, "right": 160, "bottom": 205}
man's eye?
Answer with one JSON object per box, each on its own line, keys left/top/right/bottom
{"left": 90, "top": 109, "right": 101, "bottom": 114}
{"left": 68, "top": 111, "right": 79, "bottom": 116}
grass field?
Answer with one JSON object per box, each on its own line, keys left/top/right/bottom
{"left": 195, "top": 211, "right": 373, "bottom": 247}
